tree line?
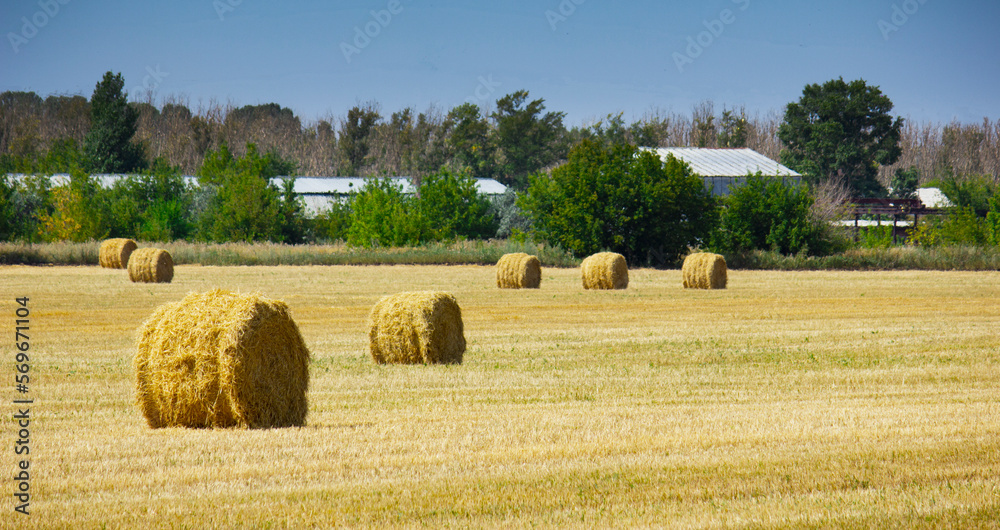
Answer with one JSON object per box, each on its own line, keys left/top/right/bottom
{"left": 2, "top": 72, "right": 1000, "bottom": 265}
{"left": 3, "top": 78, "right": 997, "bottom": 188}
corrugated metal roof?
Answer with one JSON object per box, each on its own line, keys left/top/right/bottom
{"left": 270, "top": 176, "right": 415, "bottom": 194}
{"left": 644, "top": 148, "right": 801, "bottom": 177}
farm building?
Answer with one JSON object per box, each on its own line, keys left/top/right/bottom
{"left": 5, "top": 174, "right": 507, "bottom": 217}
{"left": 642, "top": 147, "right": 801, "bottom": 196}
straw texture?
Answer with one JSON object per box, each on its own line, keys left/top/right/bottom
{"left": 682, "top": 253, "right": 728, "bottom": 289}
{"left": 128, "top": 248, "right": 174, "bottom": 283}
{"left": 134, "top": 289, "right": 310, "bottom": 429}
{"left": 99, "top": 238, "right": 137, "bottom": 269}
{"left": 496, "top": 253, "right": 542, "bottom": 289}
{"left": 581, "top": 252, "right": 629, "bottom": 290}
{"left": 368, "top": 291, "right": 466, "bottom": 364}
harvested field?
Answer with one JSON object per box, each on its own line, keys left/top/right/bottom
{"left": 1, "top": 264, "right": 998, "bottom": 527}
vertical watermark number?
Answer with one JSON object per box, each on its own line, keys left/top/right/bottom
{"left": 13, "top": 297, "right": 32, "bottom": 516}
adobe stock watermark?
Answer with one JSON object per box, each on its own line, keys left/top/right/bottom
{"left": 672, "top": 0, "right": 750, "bottom": 74}
{"left": 546, "top": 0, "right": 586, "bottom": 31}
{"left": 878, "top": 0, "right": 929, "bottom": 41}
{"left": 7, "top": 0, "right": 72, "bottom": 54}
{"left": 341, "top": 0, "right": 410, "bottom": 64}
{"left": 214, "top": 0, "right": 243, "bottom": 22}
{"left": 464, "top": 75, "right": 501, "bottom": 106}
{"left": 131, "top": 65, "right": 170, "bottom": 99}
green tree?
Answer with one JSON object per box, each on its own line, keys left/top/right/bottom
{"left": 520, "top": 139, "right": 716, "bottom": 266}
{"left": 778, "top": 78, "right": 902, "bottom": 198}
{"left": 83, "top": 72, "right": 146, "bottom": 173}
{"left": 717, "top": 107, "right": 749, "bottom": 148}
{"left": 104, "top": 159, "right": 194, "bottom": 241}
{"left": 196, "top": 143, "right": 300, "bottom": 242}
{"left": 338, "top": 104, "right": 381, "bottom": 174}
{"left": 0, "top": 175, "right": 16, "bottom": 240}
{"left": 346, "top": 178, "right": 426, "bottom": 247}
{"left": 416, "top": 171, "right": 497, "bottom": 241}
{"left": 492, "top": 90, "right": 567, "bottom": 188}
{"left": 447, "top": 103, "right": 495, "bottom": 179}
{"left": 711, "top": 174, "right": 832, "bottom": 255}
{"left": 889, "top": 166, "right": 919, "bottom": 199}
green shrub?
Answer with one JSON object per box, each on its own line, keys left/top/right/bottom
{"left": 346, "top": 178, "right": 426, "bottom": 247}
{"left": 416, "top": 171, "right": 497, "bottom": 241}
{"left": 520, "top": 139, "right": 716, "bottom": 266}
{"left": 195, "top": 143, "right": 302, "bottom": 243}
{"left": 712, "top": 174, "right": 833, "bottom": 255}
{"left": 858, "top": 225, "right": 894, "bottom": 249}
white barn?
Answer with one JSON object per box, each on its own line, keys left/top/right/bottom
{"left": 642, "top": 147, "right": 801, "bottom": 196}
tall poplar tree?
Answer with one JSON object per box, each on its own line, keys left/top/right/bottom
{"left": 84, "top": 71, "right": 145, "bottom": 173}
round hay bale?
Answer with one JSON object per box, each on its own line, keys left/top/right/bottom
{"left": 581, "top": 252, "right": 629, "bottom": 290}
{"left": 99, "top": 238, "right": 137, "bottom": 269}
{"left": 128, "top": 248, "right": 174, "bottom": 283}
{"left": 133, "top": 289, "right": 310, "bottom": 429}
{"left": 496, "top": 252, "right": 542, "bottom": 289}
{"left": 368, "top": 291, "right": 466, "bottom": 365}
{"left": 682, "top": 252, "right": 728, "bottom": 289}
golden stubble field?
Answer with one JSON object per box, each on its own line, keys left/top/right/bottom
{"left": 1, "top": 264, "right": 998, "bottom": 528}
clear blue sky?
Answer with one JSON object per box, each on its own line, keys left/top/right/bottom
{"left": 3, "top": 0, "right": 997, "bottom": 127}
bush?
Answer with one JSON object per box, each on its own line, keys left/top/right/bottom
{"left": 858, "top": 225, "right": 894, "bottom": 249}
{"left": 416, "top": 171, "right": 497, "bottom": 241}
{"left": 519, "top": 139, "right": 716, "bottom": 266}
{"left": 195, "top": 143, "right": 302, "bottom": 243}
{"left": 314, "top": 200, "right": 352, "bottom": 243}
{"left": 346, "top": 178, "right": 426, "bottom": 247}
{"left": 712, "top": 174, "right": 833, "bottom": 255}
{"left": 492, "top": 188, "right": 533, "bottom": 239}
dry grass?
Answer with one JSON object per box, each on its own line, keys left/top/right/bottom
{"left": 1, "top": 264, "right": 998, "bottom": 528}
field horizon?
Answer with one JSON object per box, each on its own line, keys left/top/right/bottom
{"left": 2, "top": 264, "right": 998, "bottom": 528}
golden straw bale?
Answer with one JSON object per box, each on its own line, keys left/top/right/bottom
{"left": 133, "top": 289, "right": 310, "bottom": 429}
{"left": 496, "top": 252, "right": 542, "bottom": 289}
{"left": 368, "top": 291, "right": 466, "bottom": 365}
{"left": 99, "top": 238, "right": 137, "bottom": 269}
{"left": 128, "top": 248, "right": 174, "bottom": 283}
{"left": 581, "top": 252, "right": 629, "bottom": 290}
{"left": 682, "top": 252, "right": 728, "bottom": 289}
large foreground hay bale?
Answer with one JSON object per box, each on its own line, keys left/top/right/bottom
{"left": 128, "top": 248, "right": 174, "bottom": 283}
{"left": 581, "top": 252, "right": 629, "bottom": 290}
{"left": 682, "top": 252, "right": 728, "bottom": 289}
{"left": 134, "top": 289, "right": 310, "bottom": 429}
{"left": 496, "top": 252, "right": 541, "bottom": 289}
{"left": 368, "top": 291, "right": 466, "bottom": 364}
{"left": 99, "top": 238, "right": 137, "bottom": 269}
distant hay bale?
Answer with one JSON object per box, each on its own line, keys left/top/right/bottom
{"left": 496, "top": 252, "right": 541, "bottom": 289}
{"left": 682, "top": 252, "right": 728, "bottom": 289}
{"left": 368, "top": 291, "right": 466, "bottom": 365}
{"left": 128, "top": 248, "right": 174, "bottom": 283}
{"left": 581, "top": 252, "right": 629, "bottom": 290}
{"left": 99, "top": 238, "right": 137, "bottom": 269}
{"left": 133, "top": 289, "right": 310, "bottom": 429}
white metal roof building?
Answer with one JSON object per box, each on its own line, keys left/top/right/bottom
{"left": 642, "top": 147, "right": 802, "bottom": 196}
{"left": 6, "top": 174, "right": 507, "bottom": 217}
